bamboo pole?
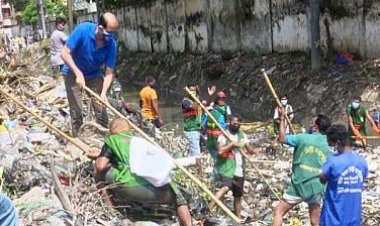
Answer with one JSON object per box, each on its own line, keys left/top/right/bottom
{"left": 184, "top": 87, "right": 281, "bottom": 201}
{"left": 262, "top": 69, "right": 295, "bottom": 134}
{"left": 0, "top": 89, "right": 90, "bottom": 153}
{"left": 83, "top": 86, "right": 242, "bottom": 223}
{"left": 352, "top": 136, "right": 380, "bottom": 140}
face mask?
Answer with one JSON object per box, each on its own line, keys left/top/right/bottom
{"left": 281, "top": 100, "right": 288, "bottom": 106}
{"left": 229, "top": 124, "right": 240, "bottom": 133}
{"left": 102, "top": 32, "right": 113, "bottom": 42}
{"left": 352, "top": 102, "right": 360, "bottom": 109}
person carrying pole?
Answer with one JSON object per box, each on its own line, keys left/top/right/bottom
{"left": 272, "top": 109, "right": 332, "bottom": 226}
{"left": 208, "top": 115, "right": 258, "bottom": 219}
{"left": 273, "top": 95, "right": 294, "bottom": 137}
{"left": 61, "top": 12, "right": 118, "bottom": 137}
{"left": 204, "top": 91, "right": 232, "bottom": 160}
{"left": 95, "top": 118, "right": 192, "bottom": 226}
{"left": 347, "top": 96, "right": 380, "bottom": 147}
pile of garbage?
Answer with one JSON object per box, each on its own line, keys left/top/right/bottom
{"left": 0, "top": 44, "right": 380, "bottom": 226}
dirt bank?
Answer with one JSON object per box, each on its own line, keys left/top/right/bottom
{"left": 116, "top": 50, "right": 380, "bottom": 126}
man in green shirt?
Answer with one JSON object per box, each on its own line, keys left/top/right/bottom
{"left": 272, "top": 111, "right": 332, "bottom": 226}
{"left": 95, "top": 118, "right": 192, "bottom": 226}
{"left": 347, "top": 96, "right": 379, "bottom": 146}
{"left": 208, "top": 115, "right": 258, "bottom": 219}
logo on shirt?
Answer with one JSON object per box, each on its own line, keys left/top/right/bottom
{"left": 337, "top": 166, "right": 364, "bottom": 194}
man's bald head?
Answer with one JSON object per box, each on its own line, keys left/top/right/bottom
{"left": 109, "top": 118, "right": 131, "bottom": 134}
{"left": 99, "top": 12, "right": 119, "bottom": 32}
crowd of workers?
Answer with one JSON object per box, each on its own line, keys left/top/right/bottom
{"left": 0, "top": 11, "right": 374, "bottom": 226}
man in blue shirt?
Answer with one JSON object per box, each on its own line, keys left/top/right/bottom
{"left": 320, "top": 124, "right": 368, "bottom": 226}
{"left": 61, "top": 12, "right": 118, "bottom": 137}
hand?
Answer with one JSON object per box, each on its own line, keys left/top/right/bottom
{"left": 86, "top": 147, "right": 100, "bottom": 160}
{"left": 372, "top": 125, "right": 380, "bottom": 134}
{"left": 353, "top": 129, "right": 363, "bottom": 140}
{"left": 232, "top": 141, "right": 241, "bottom": 148}
{"left": 277, "top": 106, "right": 283, "bottom": 117}
{"left": 75, "top": 71, "right": 85, "bottom": 88}
{"left": 208, "top": 85, "right": 216, "bottom": 96}
{"left": 100, "top": 92, "right": 109, "bottom": 105}
{"left": 248, "top": 147, "right": 260, "bottom": 155}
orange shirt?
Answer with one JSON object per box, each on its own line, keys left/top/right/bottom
{"left": 139, "top": 86, "right": 158, "bottom": 120}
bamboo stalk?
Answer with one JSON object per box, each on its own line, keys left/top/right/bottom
{"left": 184, "top": 87, "right": 281, "bottom": 201}
{"left": 83, "top": 86, "right": 242, "bottom": 223}
{"left": 0, "top": 89, "right": 90, "bottom": 153}
{"left": 352, "top": 136, "right": 380, "bottom": 140}
{"left": 262, "top": 69, "right": 295, "bottom": 134}
{"left": 51, "top": 164, "right": 75, "bottom": 213}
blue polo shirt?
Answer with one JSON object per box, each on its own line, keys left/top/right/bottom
{"left": 61, "top": 22, "right": 117, "bottom": 78}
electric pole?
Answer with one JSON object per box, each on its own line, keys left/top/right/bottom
{"left": 67, "top": 0, "right": 73, "bottom": 32}
{"left": 310, "top": 0, "right": 322, "bottom": 70}
{"left": 37, "top": 0, "right": 47, "bottom": 38}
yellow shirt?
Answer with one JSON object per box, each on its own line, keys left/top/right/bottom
{"left": 139, "top": 86, "right": 158, "bottom": 120}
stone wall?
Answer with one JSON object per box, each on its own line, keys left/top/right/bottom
{"left": 75, "top": 0, "right": 380, "bottom": 58}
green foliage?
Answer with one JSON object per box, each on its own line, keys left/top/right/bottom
{"left": 20, "top": 0, "right": 67, "bottom": 25}
{"left": 8, "top": 0, "right": 29, "bottom": 12}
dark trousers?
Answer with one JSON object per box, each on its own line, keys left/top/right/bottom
{"left": 64, "top": 75, "right": 108, "bottom": 137}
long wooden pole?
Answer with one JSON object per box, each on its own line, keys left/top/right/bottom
{"left": 184, "top": 87, "right": 281, "bottom": 201}
{"left": 352, "top": 136, "right": 380, "bottom": 140}
{"left": 0, "top": 89, "right": 90, "bottom": 153}
{"left": 262, "top": 69, "right": 295, "bottom": 134}
{"left": 83, "top": 86, "right": 242, "bottom": 223}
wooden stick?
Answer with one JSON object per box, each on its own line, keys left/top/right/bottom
{"left": 83, "top": 86, "right": 242, "bottom": 223}
{"left": 262, "top": 69, "right": 295, "bottom": 134}
{"left": 51, "top": 164, "right": 75, "bottom": 213}
{"left": 184, "top": 87, "right": 281, "bottom": 201}
{"left": 351, "top": 136, "right": 380, "bottom": 140}
{"left": 0, "top": 89, "right": 90, "bottom": 153}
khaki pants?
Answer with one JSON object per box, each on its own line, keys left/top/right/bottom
{"left": 64, "top": 74, "right": 108, "bottom": 137}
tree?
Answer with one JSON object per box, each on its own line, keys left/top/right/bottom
{"left": 8, "top": 0, "right": 28, "bottom": 12}
{"left": 20, "top": 0, "right": 67, "bottom": 25}
{"left": 310, "top": 0, "right": 322, "bottom": 70}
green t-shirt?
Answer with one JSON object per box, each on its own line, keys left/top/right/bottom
{"left": 215, "top": 131, "right": 246, "bottom": 178}
{"left": 284, "top": 133, "right": 331, "bottom": 198}
{"left": 182, "top": 97, "right": 201, "bottom": 131}
{"left": 346, "top": 105, "right": 366, "bottom": 127}
{"left": 105, "top": 132, "right": 149, "bottom": 187}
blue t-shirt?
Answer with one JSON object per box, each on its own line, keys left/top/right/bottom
{"left": 320, "top": 152, "right": 368, "bottom": 226}
{"left": 61, "top": 22, "right": 117, "bottom": 77}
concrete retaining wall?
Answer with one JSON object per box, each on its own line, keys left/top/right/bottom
{"left": 71, "top": 0, "right": 380, "bottom": 58}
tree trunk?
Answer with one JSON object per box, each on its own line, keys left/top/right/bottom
{"left": 310, "top": 0, "right": 322, "bottom": 70}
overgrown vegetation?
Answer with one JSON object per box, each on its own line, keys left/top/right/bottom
{"left": 20, "top": 0, "right": 67, "bottom": 25}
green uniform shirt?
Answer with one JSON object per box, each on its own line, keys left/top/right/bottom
{"left": 182, "top": 97, "right": 202, "bottom": 131}
{"left": 215, "top": 131, "right": 245, "bottom": 178}
{"left": 206, "top": 105, "right": 229, "bottom": 151}
{"left": 346, "top": 105, "right": 367, "bottom": 135}
{"left": 285, "top": 133, "right": 331, "bottom": 198}
{"left": 105, "top": 132, "right": 149, "bottom": 187}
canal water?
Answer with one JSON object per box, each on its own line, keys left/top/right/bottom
{"left": 123, "top": 85, "right": 185, "bottom": 133}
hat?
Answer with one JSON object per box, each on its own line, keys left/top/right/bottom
{"left": 217, "top": 91, "right": 226, "bottom": 98}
